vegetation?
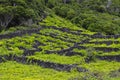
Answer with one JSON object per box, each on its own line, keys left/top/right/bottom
{"left": 0, "top": 0, "right": 120, "bottom": 34}
{"left": 0, "top": 0, "right": 45, "bottom": 30}
{"left": 1, "top": 0, "right": 120, "bottom": 80}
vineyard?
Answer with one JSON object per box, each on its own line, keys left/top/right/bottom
{"left": 0, "top": 15, "right": 120, "bottom": 80}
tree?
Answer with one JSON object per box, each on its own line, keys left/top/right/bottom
{"left": 0, "top": 6, "right": 13, "bottom": 30}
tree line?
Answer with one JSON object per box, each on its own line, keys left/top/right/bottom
{"left": 0, "top": 0, "right": 120, "bottom": 35}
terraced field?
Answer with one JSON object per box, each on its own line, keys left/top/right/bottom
{"left": 1, "top": 15, "right": 120, "bottom": 80}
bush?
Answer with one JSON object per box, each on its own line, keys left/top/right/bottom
{"left": 47, "top": 0, "right": 57, "bottom": 8}
{"left": 88, "top": 21, "right": 120, "bottom": 35}
{"left": 54, "top": 6, "right": 69, "bottom": 18}
{"left": 67, "top": 9, "right": 75, "bottom": 19}
{"left": 85, "top": 47, "right": 97, "bottom": 62}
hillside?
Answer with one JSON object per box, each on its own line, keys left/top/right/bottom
{"left": 0, "top": 0, "right": 120, "bottom": 80}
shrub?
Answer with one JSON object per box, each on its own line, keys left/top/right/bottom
{"left": 85, "top": 47, "right": 97, "bottom": 62}
{"left": 54, "top": 6, "right": 69, "bottom": 18}
{"left": 67, "top": 9, "right": 75, "bottom": 19}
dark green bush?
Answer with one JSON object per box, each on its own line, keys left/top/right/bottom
{"left": 54, "top": 6, "right": 69, "bottom": 18}
{"left": 0, "top": 0, "right": 45, "bottom": 31}
{"left": 66, "top": 9, "right": 75, "bottom": 19}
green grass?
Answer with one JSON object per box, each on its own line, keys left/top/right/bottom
{"left": 40, "top": 28, "right": 86, "bottom": 43}
{"left": 81, "top": 43, "right": 120, "bottom": 48}
{"left": 0, "top": 35, "right": 35, "bottom": 56}
{"left": 39, "top": 14, "right": 86, "bottom": 31}
{"left": 0, "top": 39, "right": 24, "bottom": 56}
{"left": 28, "top": 52, "right": 85, "bottom": 64}
{"left": 81, "top": 60, "right": 120, "bottom": 73}
{"left": 1, "top": 61, "right": 120, "bottom": 80}
{"left": 74, "top": 48, "right": 120, "bottom": 56}
{"left": 90, "top": 38, "right": 120, "bottom": 42}
{"left": 0, "top": 61, "right": 81, "bottom": 80}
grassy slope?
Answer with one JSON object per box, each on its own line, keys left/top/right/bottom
{"left": 0, "top": 61, "right": 81, "bottom": 80}
{"left": 0, "top": 14, "right": 120, "bottom": 80}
